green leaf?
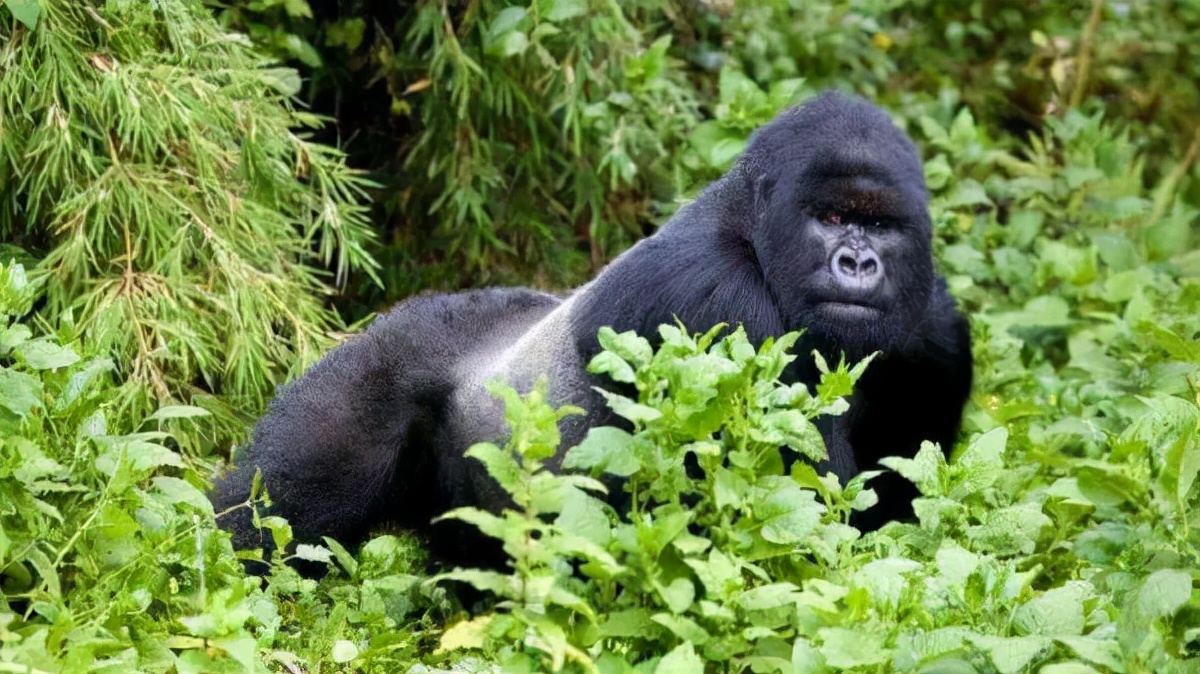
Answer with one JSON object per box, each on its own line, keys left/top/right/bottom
{"left": 258, "top": 67, "right": 303, "bottom": 97}
{"left": 283, "top": 0, "right": 312, "bottom": 18}
{"left": 13, "top": 338, "right": 80, "bottom": 370}
{"left": 599, "top": 389, "right": 662, "bottom": 424}
{"left": 1039, "top": 663, "right": 1101, "bottom": 674}
{"left": 690, "top": 120, "right": 747, "bottom": 170}
{"left": 540, "top": 0, "right": 587, "bottom": 21}
{"left": 1013, "top": 581, "right": 1091, "bottom": 636}
{"left": 293, "top": 544, "right": 333, "bottom": 564}
{"left": 588, "top": 351, "right": 637, "bottom": 383}
{"left": 656, "top": 577, "right": 695, "bottom": 614}
{"left": 0, "top": 323, "right": 31, "bottom": 353}
{"left": 854, "top": 557, "right": 922, "bottom": 608}
{"left": 94, "top": 437, "right": 185, "bottom": 475}
{"left": 1055, "top": 636, "right": 1124, "bottom": 672}
{"left": 818, "top": 627, "right": 891, "bottom": 669}
{"left": 152, "top": 477, "right": 215, "bottom": 515}
{"left": 882, "top": 441, "right": 946, "bottom": 496}
{"left": 753, "top": 410, "right": 826, "bottom": 462}
{"left": 752, "top": 477, "right": 823, "bottom": 544}
{"left": 0, "top": 367, "right": 42, "bottom": 416}
{"left": 1130, "top": 568, "right": 1192, "bottom": 620}
{"left": 555, "top": 488, "right": 611, "bottom": 546}
{"left": 464, "top": 442, "right": 524, "bottom": 495}
{"left": 654, "top": 642, "right": 704, "bottom": 674}
{"left": 331, "top": 640, "right": 359, "bottom": 663}
{"left": 438, "top": 615, "right": 493, "bottom": 652}
{"left": 739, "top": 582, "right": 801, "bottom": 611}
{"left": 651, "top": 613, "right": 710, "bottom": 644}
{"left": 58, "top": 358, "right": 115, "bottom": 409}
{"left": 967, "top": 635, "right": 1051, "bottom": 674}
{"left": 596, "top": 327, "right": 654, "bottom": 369}
{"left": 148, "top": 405, "right": 211, "bottom": 421}
{"left": 966, "top": 503, "right": 1051, "bottom": 556}
{"left": 685, "top": 549, "right": 743, "bottom": 600}
{"left": 598, "top": 609, "right": 657, "bottom": 638}
{"left": 563, "top": 426, "right": 640, "bottom": 476}
{"left": 485, "top": 7, "right": 529, "bottom": 57}
{"left": 3, "top": 0, "right": 41, "bottom": 29}
{"left": 212, "top": 636, "right": 257, "bottom": 671}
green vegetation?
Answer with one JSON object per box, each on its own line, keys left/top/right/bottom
{"left": 2, "top": 0, "right": 1198, "bottom": 672}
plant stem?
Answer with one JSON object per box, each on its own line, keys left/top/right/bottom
{"left": 1069, "top": 0, "right": 1106, "bottom": 109}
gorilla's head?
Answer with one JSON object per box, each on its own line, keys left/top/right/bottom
{"left": 743, "top": 92, "right": 937, "bottom": 358}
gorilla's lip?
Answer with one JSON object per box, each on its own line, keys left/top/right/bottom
{"left": 818, "top": 301, "right": 884, "bottom": 318}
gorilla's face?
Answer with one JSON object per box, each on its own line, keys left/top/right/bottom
{"left": 752, "top": 160, "right": 936, "bottom": 358}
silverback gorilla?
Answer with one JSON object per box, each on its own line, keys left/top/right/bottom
{"left": 211, "top": 91, "right": 973, "bottom": 569}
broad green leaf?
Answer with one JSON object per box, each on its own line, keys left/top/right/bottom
{"left": 854, "top": 557, "right": 922, "bottom": 608}
{"left": 655, "top": 577, "right": 695, "bottom": 614}
{"left": 651, "top": 613, "right": 710, "bottom": 644}
{"left": 739, "top": 582, "right": 801, "bottom": 611}
{"left": 0, "top": 367, "right": 42, "bottom": 415}
{"left": 293, "top": 544, "right": 333, "bottom": 564}
{"left": 882, "top": 441, "right": 946, "bottom": 496}
{"left": 654, "top": 642, "right": 703, "bottom": 674}
{"left": 152, "top": 477, "right": 215, "bottom": 515}
{"left": 94, "top": 438, "right": 185, "bottom": 476}
{"left": 0, "top": 324, "right": 31, "bottom": 353}
{"left": 13, "top": 338, "right": 80, "bottom": 370}
{"left": 752, "top": 477, "right": 822, "bottom": 544}
{"left": 438, "top": 615, "right": 493, "bottom": 652}
{"left": 212, "top": 637, "right": 257, "bottom": 671}
{"left": 563, "top": 426, "right": 640, "bottom": 476}
{"left": 598, "top": 609, "right": 656, "bottom": 638}
{"left": 966, "top": 503, "right": 1051, "bottom": 556}
{"left": 1013, "top": 581, "right": 1091, "bottom": 636}
{"left": 540, "top": 0, "right": 586, "bottom": 21}
{"left": 1131, "top": 568, "right": 1192, "bottom": 619}
{"left": 967, "top": 635, "right": 1051, "bottom": 674}
{"left": 149, "top": 405, "right": 212, "bottom": 421}
{"left": 555, "top": 488, "right": 611, "bottom": 546}
{"left": 4, "top": 0, "right": 40, "bottom": 29}
{"left": 464, "top": 442, "right": 523, "bottom": 495}
{"left": 818, "top": 627, "right": 890, "bottom": 669}
{"left": 1039, "top": 663, "right": 1101, "bottom": 674}
{"left": 596, "top": 327, "right": 653, "bottom": 368}
{"left": 331, "top": 640, "right": 358, "bottom": 663}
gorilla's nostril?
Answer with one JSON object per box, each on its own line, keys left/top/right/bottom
{"left": 838, "top": 255, "right": 857, "bottom": 275}
{"left": 860, "top": 258, "right": 878, "bottom": 276}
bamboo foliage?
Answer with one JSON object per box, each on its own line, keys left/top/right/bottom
{"left": 0, "top": 0, "right": 379, "bottom": 422}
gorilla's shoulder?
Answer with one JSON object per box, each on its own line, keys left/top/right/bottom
{"left": 913, "top": 278, "right": 972, "bottom": 361}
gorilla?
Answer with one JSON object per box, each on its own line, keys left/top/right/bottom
{"left": 211, "top": 91, "right": 973, "bottom": 569}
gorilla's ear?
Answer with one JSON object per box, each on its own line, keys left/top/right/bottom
{"left": 752, "top": 172, "right": 776, "bottom": 221}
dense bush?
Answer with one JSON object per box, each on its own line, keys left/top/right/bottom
{"left": 206, "top": 0, "right": 1200, "bottom": 305}
{"left": 2, "top": 0, "right": 1199, "bottom": 671}
{"left": 0, "top": 0, "right": 378, "bottom": 443}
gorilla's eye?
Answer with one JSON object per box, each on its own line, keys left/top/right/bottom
{"left": 821, "top": 212, "right": 844, "bottom": 226}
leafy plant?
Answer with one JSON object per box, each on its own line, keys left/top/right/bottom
{"left": 432, "top": 321, "right": 1199, "bottom": 673}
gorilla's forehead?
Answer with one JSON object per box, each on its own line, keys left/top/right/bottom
{"left": 742, "top": 91, "right": 926, "bottom": 187}
{"left": 804, "top": 176, "right": 908, "bottom": 216}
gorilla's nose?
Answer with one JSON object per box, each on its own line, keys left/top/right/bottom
{"left": 831, "top": 246, "right": 882, "bottom": 291}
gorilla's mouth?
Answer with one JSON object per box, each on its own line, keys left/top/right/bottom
{"left": 818, "top": 301, "right": 884, "bottom": 320}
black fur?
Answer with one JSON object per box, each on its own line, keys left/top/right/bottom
{"left": 211, "top": 91, "right": 973, "bottom": 568}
